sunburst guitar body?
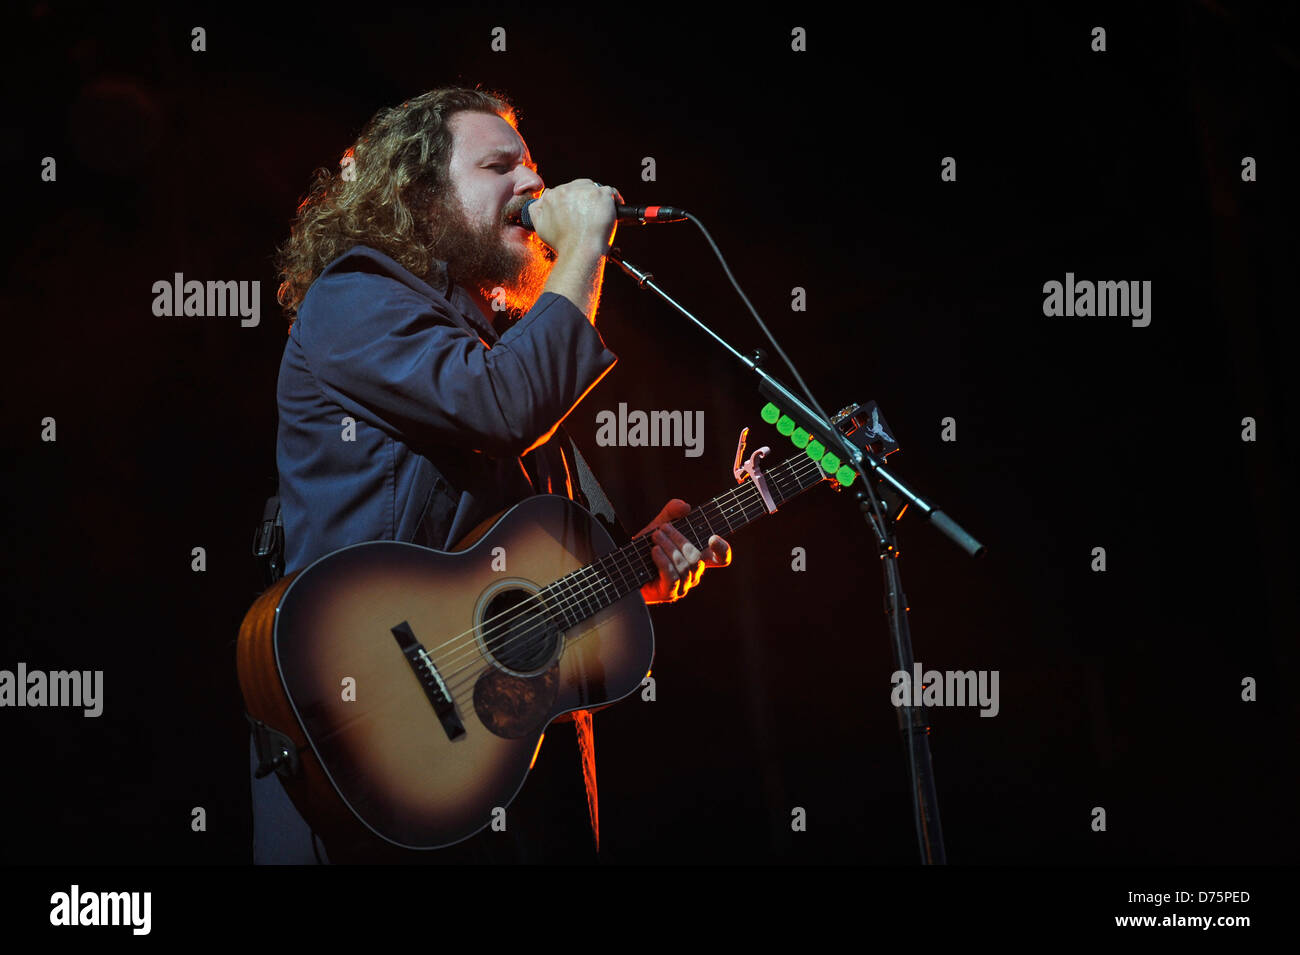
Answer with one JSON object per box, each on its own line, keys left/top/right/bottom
{"left": 237, "top": 445, "right": 834, "bottom": 851}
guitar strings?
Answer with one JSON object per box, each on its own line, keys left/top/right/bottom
{"left": 435, "top": 454, "right": 823, "bottom": 699}
{"left": 418, "top": 454, "right": 811, "bottom": 701}
{"left": 429, "top": 454, "right": 828, "bottom": 702}
{"left": 432, "top": 455, "right": 824, "bottom": 700}
{"left": 423, "top": 453, "right": 804, "bottom": 673}
{"left": 431, "top": 454, "right": 818, "bottom": 690}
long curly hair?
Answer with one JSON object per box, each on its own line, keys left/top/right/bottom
{"left": 274, "top": 86, "right": 516, "bottom": 325}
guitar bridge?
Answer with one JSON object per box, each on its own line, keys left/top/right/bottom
{"left": 391, "top": 621, "right": 465, "bottom": 741}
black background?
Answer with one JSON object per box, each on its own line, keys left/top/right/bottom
{"left": 2, "top": 0, "right": 1296, "bottom": 873}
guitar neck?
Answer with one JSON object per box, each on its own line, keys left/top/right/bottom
{"left": 542, "top": 453, "right": 828, "bottom": 629}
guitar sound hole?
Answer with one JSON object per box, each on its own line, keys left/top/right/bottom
{"left": 481, "top": 588, "right": 560, "bottom": 675}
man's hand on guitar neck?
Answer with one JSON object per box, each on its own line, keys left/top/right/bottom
{"left": 635, "top": 499, "right": 732, "bottom": 605}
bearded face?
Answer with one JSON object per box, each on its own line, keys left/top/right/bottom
{"left": 428, "top": 186, "right": 555, "bottom": 315}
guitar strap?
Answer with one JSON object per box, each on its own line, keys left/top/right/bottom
{"left": 254, "top": 490, "right": 286, "bottom": 585}
{"left": 556, "top": 427, "right": 625, "bottom": 853}
{"left": 561, "top": 426, "right": 629, "bottom": 544}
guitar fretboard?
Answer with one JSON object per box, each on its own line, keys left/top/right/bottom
{"left": 540, "top": 453, "right": 828, "bottom": 629}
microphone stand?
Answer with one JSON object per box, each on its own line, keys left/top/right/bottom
{"left": 605, "top": 246, "right": 985, "bottom": 865}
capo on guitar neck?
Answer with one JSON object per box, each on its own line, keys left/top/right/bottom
{"left": 733, "top": 427, "right": 777, "bottom": 514}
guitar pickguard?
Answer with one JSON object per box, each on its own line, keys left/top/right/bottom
{"left": 473, "top": 663, "right": 560, "bottom": 739}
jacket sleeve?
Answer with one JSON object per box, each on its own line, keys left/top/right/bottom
{"left": 295, "top": 265, "right": 618, "bottom": 459}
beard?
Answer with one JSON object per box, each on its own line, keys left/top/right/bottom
{"left": 427, "top": 193, "right": 554, "bottom": 316}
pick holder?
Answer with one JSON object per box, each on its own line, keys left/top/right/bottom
{"left": 606, "top": 239, "right": 986, "bottom": 865}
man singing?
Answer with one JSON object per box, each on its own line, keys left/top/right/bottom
{"left": 253, "top": 86, "right": 731, "bottom": 863}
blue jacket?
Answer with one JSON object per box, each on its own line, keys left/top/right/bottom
{"left": 276, "top": 245, "right": 619, "bottom": 573}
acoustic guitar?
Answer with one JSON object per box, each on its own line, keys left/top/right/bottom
{"left": 237, "top": 435, "right": 845, "bottom": 851}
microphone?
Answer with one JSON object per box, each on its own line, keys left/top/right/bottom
{"left": 515, "top": 197, "right": 687, "bottom": 232}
